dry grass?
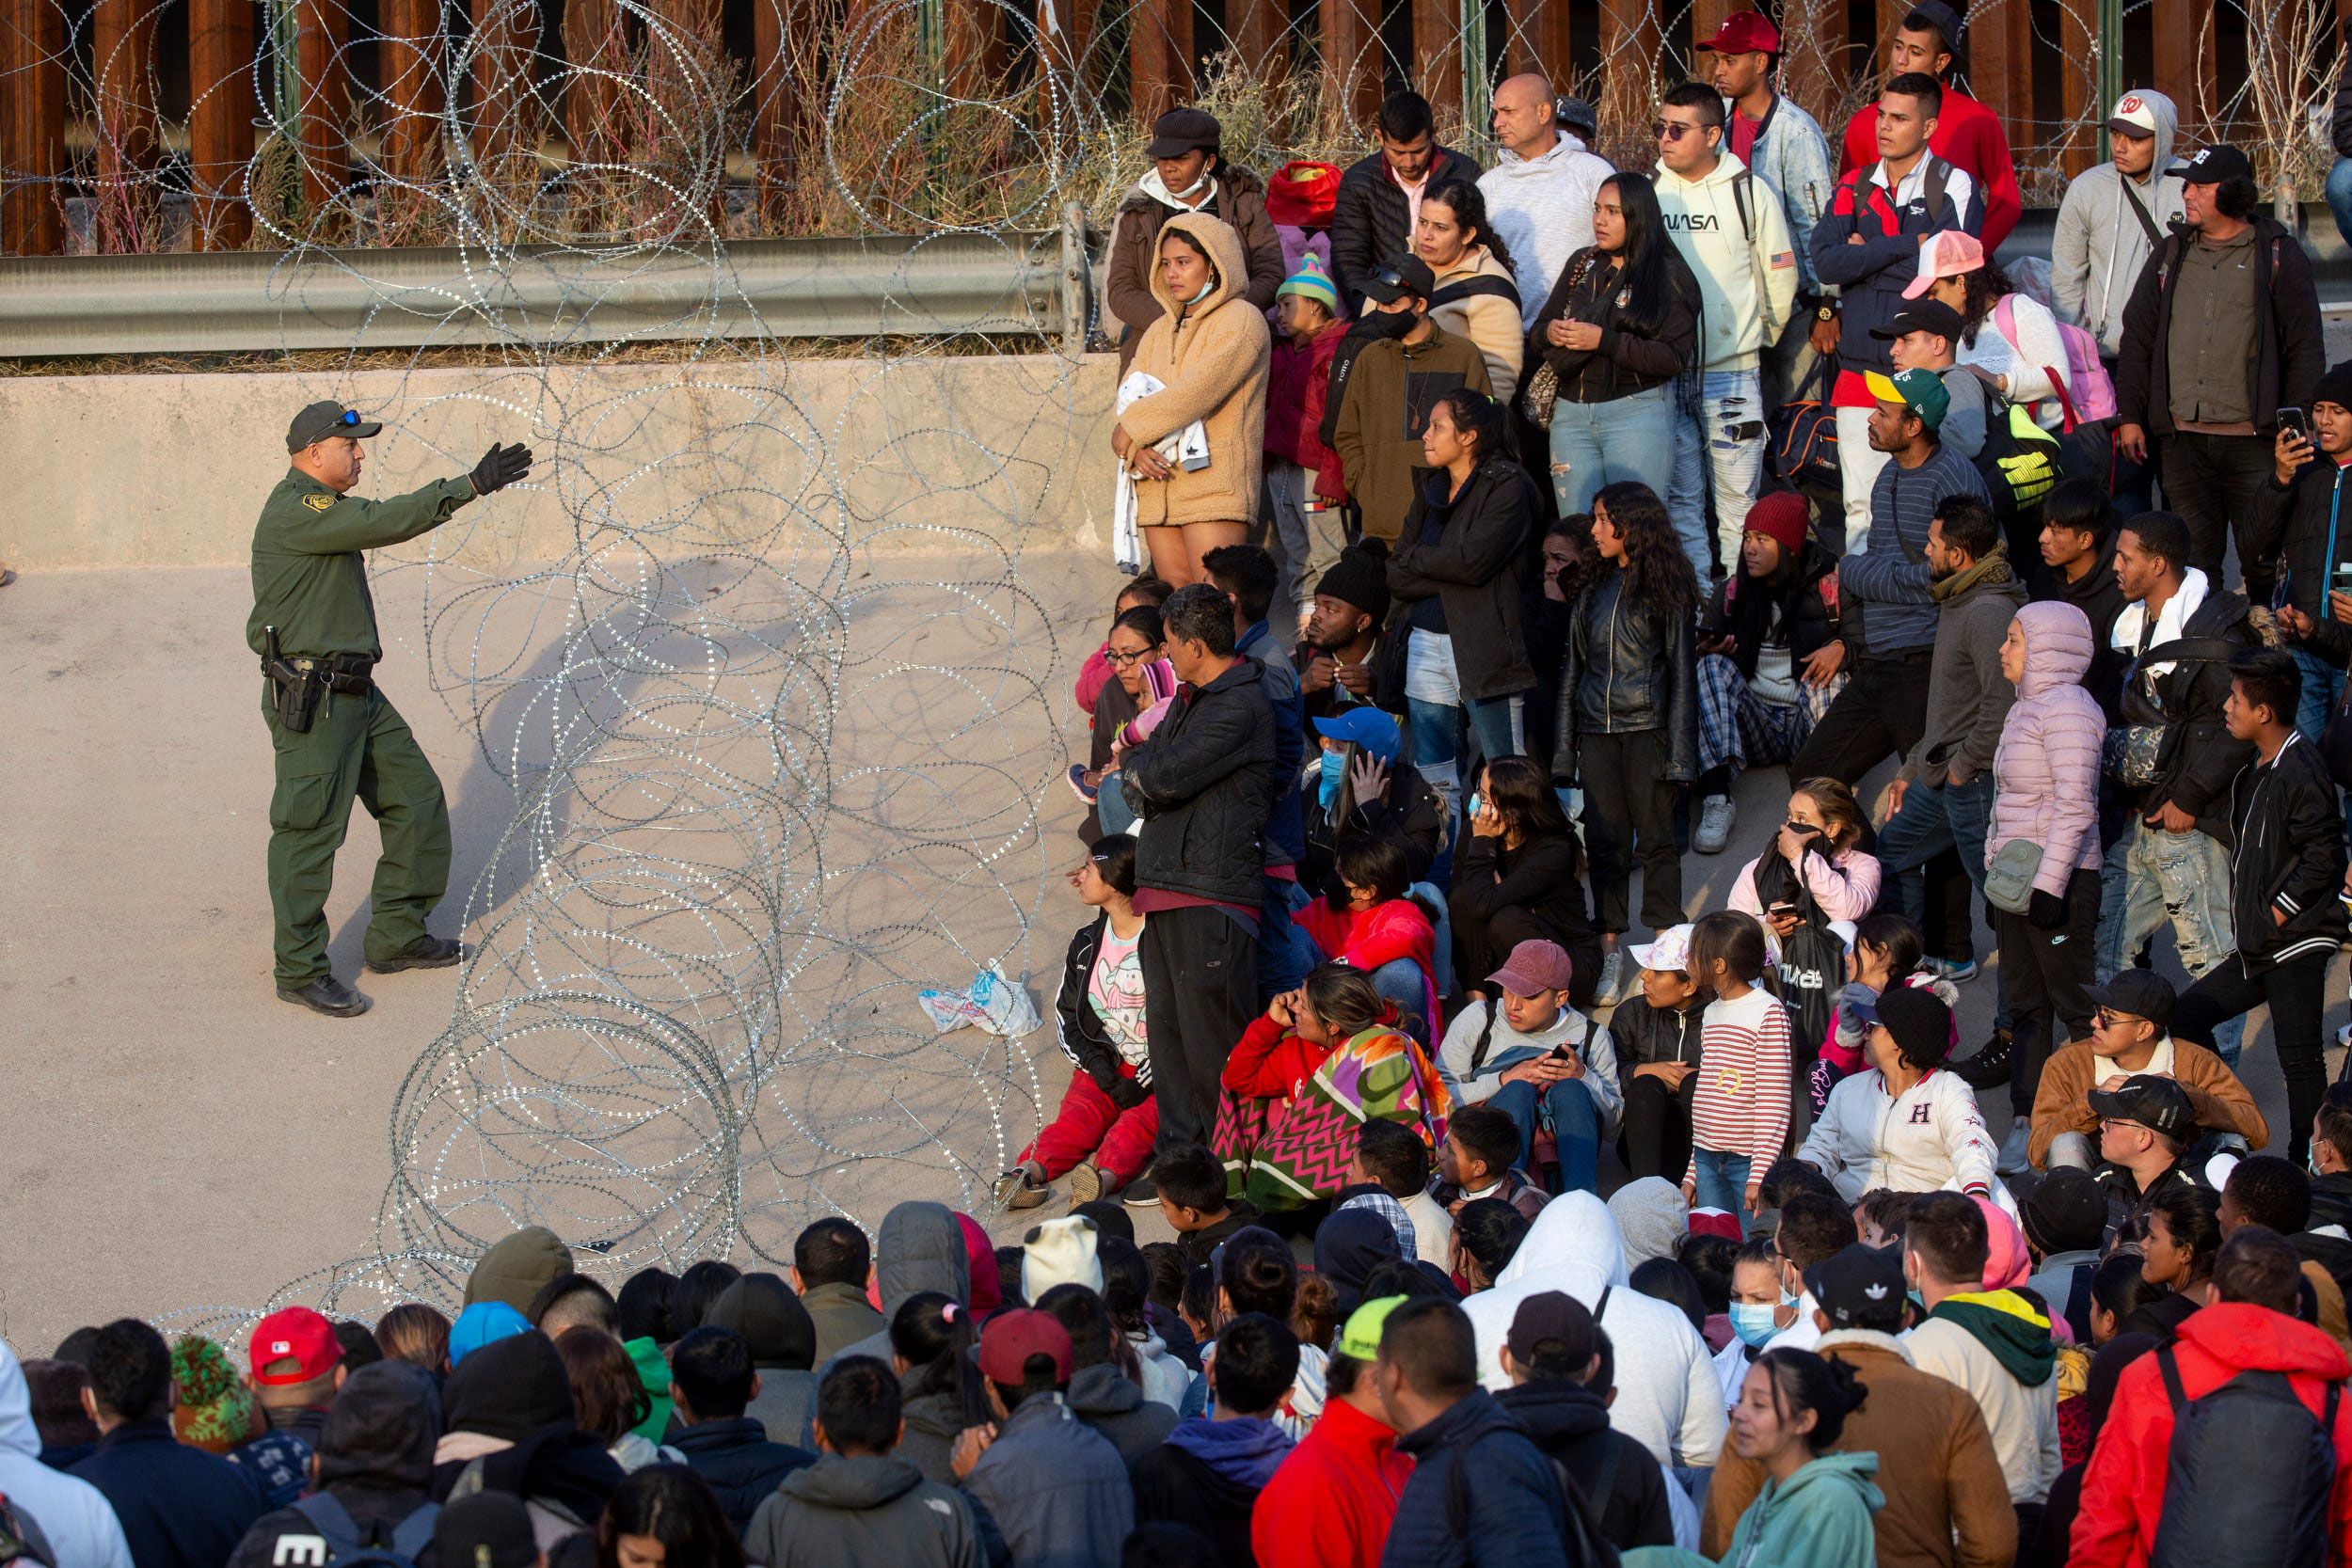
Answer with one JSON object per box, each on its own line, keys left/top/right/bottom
{"left": 0, "top": 332, "right": 1062, "bottom": 378}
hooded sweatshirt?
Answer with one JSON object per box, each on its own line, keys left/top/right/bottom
{"left": 1251, "top": 1397, "right": 1411, "bottom": 1568}
{"left": 1135, "top": 1415, "right": 1295, "bottom": 1564}
{"left": 707, "top": 1273, "right": 819, "bottom": 1446}
{"left": 1904, "top": 546, "right": 2026, "bottom": 787}
{"left": 1478, "top": 132, "right": 1616, "bottom": 330}
{"left": 1435, "top": 997, "right": 1624, "bottom": 1137}
{"left": 2051, "top": 90, "right": 2186, "bottom": 357}
{"left": 462, "top": 1225, "right": 572, "bottom": 1315}
{"left": 1990, "top": 599, "right": 2106, "bottom": 895}
{"left": 743, "top": 1451, "right": 983, "bottom": 1568}
{"left": 1458, "top": 1192, "right": 1728, "bottom": 1468}
{"left": 1715, "top": 1450, "right": 1885, "bottom": 1568}
{"left": 0, "top": 1342, "right": 133, "bottom": 1568}
{"left": 2028, "top": 552, "right": 2128, "bottom": 721}
{"left": 1065, "top": 1362, "right": 1180, "bottom": 1463}
{"left": 1907, "top": 1288, "right": 2061, "bottom": 1503}
{"left": 1120, "top": 211, "right": 1275, "bottom": 530}
{"left": 226, "top": 1364, "right": 443, "bottom": 1568}
{"left": 1654, "top": 150, "right": 1798, "bottom": 372}
{"left": 1608, "top": 1177, "right": 1691, "bottom": 1272}
{"left": 831, "top": 1202, "right": 972, "bottom": 1371}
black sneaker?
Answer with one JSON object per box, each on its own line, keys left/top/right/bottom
{"left": 1122, "top": 1176, "right": 1160, "bottom": 1208}
{"left": 1952, "top": 1027, "right": 2014, "bottom": 1089}
{"left": 278, "top": 974, "right": 371, "bottom": 1017}
{"left": 367, "top": 935, "right": 465, "bottom": 974}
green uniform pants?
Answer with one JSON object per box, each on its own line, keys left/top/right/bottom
{"left": 262, "top": 682, "right": 452, "bottom": 986}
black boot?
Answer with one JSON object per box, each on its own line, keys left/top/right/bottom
{"left": 1952, "top": 1026, "right": 2013, "bottom": 1089}
{"left": 278, "top": 974, "right": 371, "bottom": 1017}
{"left": 367, "top": 935, "right": 465, "bottom": 974}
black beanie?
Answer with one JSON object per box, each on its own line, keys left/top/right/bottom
{"left": 705, "top": 1273, "right": 817, "bottom": 1371}
{"left": 443, "top": 1330, "right": 573, "bottom": 1442}
{"left": 1313, "top": 538, "right": 1391, "bottom": 623}
{"left": 2313, "top": 361, "right": 2352, "bottom": 417}
{"left": 1875, "top": 980, "right": 1954, "bottom": 1070}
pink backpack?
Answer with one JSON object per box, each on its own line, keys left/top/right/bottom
{"left": 1996, "top": 294, "right": 2117, "bottom": 426}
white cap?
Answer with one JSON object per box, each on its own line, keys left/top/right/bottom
{"left": 1627, "top": 924, "right": 1696, "bottom": 974}
{"left": 2107, "top": 92, "right": 2158, "bottom": 138}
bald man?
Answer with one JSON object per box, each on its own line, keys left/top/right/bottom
{"left": 1477, "top": 73, "right": 1616, "bottom": 332}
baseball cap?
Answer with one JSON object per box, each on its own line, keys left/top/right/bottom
{"left": 977, "top": 1308, "right": 1073, "bottom": 1386}
{"left": 2083, "top": 969, "right": 2178, "bottom": 1033}
{"left": 435, "top": 1492, "right": 538, "bottom": 1568}
{"left": 1627, "top": 923, "right": 1695, "bottom": 975}
{"left": 1693, "top": 11, "right": 1779, "bottom": 54}
{"left": 2167, "top": 145, "right": 2252, "bottom": 185}
{"left": 1505, "top": 1291, "right": 1596, "bottom": 1364}
{"left": 1487, "top": 939, "right": 1576, "bottom": 997}
{"left": 1870, "top": 300, "right": 1969, "bottom": 342}
{"left": 2106, "top": 91, "right": 2159, "bottom": 138}
{"left": 1866, "top": 366, "right": 1950, "bottom": 432}
{"left": 248, "top": 1306, "right": 343, "bottom": 1386}
{"left": 1899, "top": 230, "right": 1987, "bottom": 299}
{"left": 1687, "top": 1208, "right": 1743, "bottom": 1243}
{"left": 2020, "top": 1166, "right": 2110, "bottom": 1257}
{"left": 1554, "top": 96, "right": 1598, "bottom": 139}
{"left": 1804, "top": 1243, "right": 1908, "bottom": 1330}
{"left": 285, "top": 401, "right": 382, "bottom": 453}
{"left": 1312, "top": 705, "right": 1402, "bottom": 765}
{"left": 1359, "top": 252, "right": 1437, "bottom": 306}
{"left": 2088, "top": 1073, "right": 2199, "bottom": 1142}
{"left": 1145, "top": 107, "right": 1221, "bottom": 160}
{"left": 1336, "top": 1294, "right": 1410, "bottom": 1361}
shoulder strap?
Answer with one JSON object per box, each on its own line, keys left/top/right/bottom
{"left": 1589, "top": 1433, "right": 1622, "bottom": 1511}
{"left": 388, "top": 1506, "right": 440, "bottom": 1563}
{"left": 1732, "top": 168, "right": 1754, "bottom": 245}
{"left": 2123, "top": 182, "right": 2163, "bottom": 247}
{"left": 291, "top": 1495, "right": 363, "bottom": 1555}
{"left": 2158, "top": 1344, "right": 2188, "bottom": 1414}
{"left": 1923, "top": 157, "right": 1950, "bottom": 226}
{"left": 1595, "top": 1285, "right": 1613, "bottom": 1323}
{"left": 2136, "top": 636, "right": 2246, "bottom": 670}
{"left": 1427, "top": 275, "right": 1522, "bottom": 309}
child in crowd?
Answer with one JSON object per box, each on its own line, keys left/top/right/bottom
{"left": 1613, "top": 922, "right": 1708, "bottom": 1184}
{"left": 1681, "top": 911, "right": 1789, "bottom": 1230}
{"left": 1432, "top": 1103, "right": 1549, "bottom": 1221}
{"left": 1434, "top": 937, "right": 1624, "bottom": 1196}
{"left": 1263, "top": 255, "right": 1352, "bottom": 633}
{"left": 1810, "top": 911, "right": 1951, "bottom": 1111}
{"left": 1153, "top": 1144, "right": 1261, "bottom": 1272}
{"left": 1854, "top": 1189, "right": 1914, "bottom": 1251}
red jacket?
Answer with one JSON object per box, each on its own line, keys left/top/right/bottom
{"left": 1296, "top": 897, "right": 1438, "bottom": 1023}
{"left": 1222, "top": 1013, "right": 1337, "bottom": 1101}
{"left": 1266, "top": 318, "right": 1349, "bottom": 501}
{"left": 2070, "top": 1302, "right": 2352, "bottom": 1568}
{"left": 1074, "top": 641, "right": 1113, "bottom": 715}
{"left": 1250, "top": 1396, "right": 1412, "bottom": 1568}
{"left": 1839, "top": 87, "right": 2022, "bottom": 251}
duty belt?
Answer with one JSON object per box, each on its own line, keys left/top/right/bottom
{"left": 285, "top": 653, "right": 376, "bottom": 695}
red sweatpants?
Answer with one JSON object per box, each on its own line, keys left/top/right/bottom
{"left": 1022, "top": 1065, "right": 1158, "bottom": 1186}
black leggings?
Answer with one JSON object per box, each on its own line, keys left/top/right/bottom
{"left": 1454, "top": 902, "right": 1603, "bottom": 1014}
{"left": 1994, "top": 868, "right": 2102, "bottom": 1112}
{"left": 2173, "top": 947, "right": 2331, "bottom": 1168}
{"left": 1620, "top": 1069, "right": 1699, "bottom": 1183}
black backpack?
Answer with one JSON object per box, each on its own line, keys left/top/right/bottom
{"left": 282, "top": 1494, "right": 440, "bottom": 1568}
{"left": 2147, "top": 1345, "right": 2341, "bottom": 1568}
{"left": 0, "top": 1493, "right": 54, "bottom": 1568}
{"left": 1959, "top": 368, "right": 2062, "bottom": 522}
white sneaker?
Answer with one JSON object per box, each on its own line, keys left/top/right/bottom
{"left": 1694, "top": 795, "right": 1737, "bottom": 854}
{"left": 1596, "top": 950, "right": 1626, "bottom": 1006}
{"left": 1997, "top": 1120, "right": 2032, "bottom": 1176}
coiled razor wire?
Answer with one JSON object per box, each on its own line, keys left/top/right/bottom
{"left": 119, "top": 0, "right": 1123, "bottom": 1338}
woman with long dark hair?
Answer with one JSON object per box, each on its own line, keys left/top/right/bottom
{"left": 594, "top": 1465, "right": 747, "bottom": 1568}
{"left": 1387, "top": 386, "right": 1541, "bottom": 820}
{"left": 1298, "top": 832, "right": 1441, "bottom": 1037}
{"left": 1553, "top": 481, "right": 1698, "bottom": 1004}
{"left": 1524, "top": 171, "right": 1699, "bottom": 518}
{"left": 1449, "top": 755, "right": 1604, "bottom": 1012}
{"left": 1417, "top": 179, "right": 1524, "bottom": 403}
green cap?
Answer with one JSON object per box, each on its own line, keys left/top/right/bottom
{"left": 1865, "top": 366, "right": 1948, "bottom": 433}
{"left": 286, "top": 400, "right": 383, "bottom": 453}
{"left": 1336, "top": 1294, "right": 1410, "bottom": 1361}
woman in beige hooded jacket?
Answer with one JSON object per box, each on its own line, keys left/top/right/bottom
{"left": 1113, "top": 211, "right": 1273, "bottom": 587}
{"left": 1416, "top": 179, "right": 1525, "bottom": 404}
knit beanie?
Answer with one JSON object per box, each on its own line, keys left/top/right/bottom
{"left": 443, "top": 1329, "right": 574, "bottom": 1442}
{"left": 169, "top": 1336, "right": 260, "bottom": 1453}
{"left": 1276, "top": 253, "right": 1341, "bottom": 319}
{"left": 462, "top": 1226, "right": 574, "bottom": 1317}
{"left": 1743, "top": 490, "right": 1811, "bottom": 560}
{"left": 1022, "top": 1215, "right": 1104, "bottom": 1302}
{"left": 2314, "top": 361, "right": 2352, "bottom": 414}
{"left": 1313, "top": 537, "right": 1391, "bottom": 622}
{"left": 1875, "top": 980, "right": 1953, "bottom": 1070}
{"left": 449, "top": 1301, "right": 532, "bottom": 1366}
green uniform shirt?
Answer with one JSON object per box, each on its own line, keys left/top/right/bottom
{"left": 246, "top": 468, "right": 476, "bottom": 659}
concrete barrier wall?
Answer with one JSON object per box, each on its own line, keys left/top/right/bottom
{"left": 0, "top": 352, "right": 1123, "bottom": 570}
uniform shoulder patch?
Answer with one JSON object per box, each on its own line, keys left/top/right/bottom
{"left": 301, "top": 492, "right": 335, "bottom": 512}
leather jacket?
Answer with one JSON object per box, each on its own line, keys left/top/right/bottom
{"left": 1553, "top": 569, "right": 1699, "bottom": 784}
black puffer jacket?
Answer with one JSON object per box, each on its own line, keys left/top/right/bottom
{"left": 2118, "top": 585, "right": 2257, "bottom": 827}
{"left": 1120, "top": 657, "right": 1279, "bottom": 905}
{"left": 1055, "top": 914, "right": 1151, "bottom": 1093}
{"left": 2218, "top": 731, "right": 2349, "bottom": 974}
{"left": 1329, "top": 145, "right": 1484, "bottom": 309}
{"left": 1385, "top": 460, "right": 1539, "bottom": 701}
{"left": 1554, "top": 568, "right": 1700, "bottom": 784}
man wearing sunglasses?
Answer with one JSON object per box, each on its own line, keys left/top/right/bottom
{"left": 2086, "top": 1073, "right": 2219, "bottom": 1227}
{"left": 246, "top": 402, "right": 533, "bottom": 1017}
{"left": 2026, "top": 969, "right": 2266, "bottom": 1176}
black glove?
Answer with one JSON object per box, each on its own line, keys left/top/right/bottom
{"left": 1106, "top": 1076, "right": 1148, "bottom": 1111}
{"left": 469, "top": 441, "right": 534, "bottom": 497}
{"left": 2028, "top": 888, "right": 2069, "bottom": 930}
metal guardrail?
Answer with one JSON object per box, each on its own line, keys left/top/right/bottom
{"left": 0, "top": 204, "right": 1098, "bottom": 358}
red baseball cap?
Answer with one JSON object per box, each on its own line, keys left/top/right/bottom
{"left": 1694, "top": 11, "right": 1780, "bottom": 54}
{"left": 247, "top": 1307, "right": 343, "bottom": 1386}
{"left": 977, "top": 1308, "right": 1073, "bottom": 1386}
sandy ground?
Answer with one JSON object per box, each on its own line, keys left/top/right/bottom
{"left": 0, "top": 546, "right": 2338, "bottom": 1351}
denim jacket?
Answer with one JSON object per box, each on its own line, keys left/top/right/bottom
{"left": 1735, "top": 91, "right": 1836, "bottom": 301}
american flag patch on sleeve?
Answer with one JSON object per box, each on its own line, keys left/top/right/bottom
{"left": 1771, "top": 250, "right": 1795, "bottom": 268}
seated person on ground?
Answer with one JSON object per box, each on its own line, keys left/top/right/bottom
{"left": 1436, "top": 938, "right": 1624, "bottom": 1196}
{"left": 1301, "top": 705, "right": 1444, "bottom": 897}
{"left": 1296, "top": 833, "right": 1443, "bottom": 1037}
{"left": 1431, "top": 1102, "right": 1549, "bottom": 1221}
{"left": 1800, "top": 981, "right": 1999, "bottom": 1204}
{"left": 1449, "top": 756, "right": 1605, "bottom": 1012}
{"left": 2027, "top": 969, "right": 2266, "bottom": 1172}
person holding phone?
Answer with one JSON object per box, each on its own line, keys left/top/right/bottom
{"left": 1727, "top": 779, "right": 1881, "bottom": 934}
{"left": 2253, "top": 363, "right": 2352, "bottom": 757}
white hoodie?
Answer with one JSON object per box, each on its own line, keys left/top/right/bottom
{"left": 0, "top": 1341, "right": 134, "bottom": 1568}
{"left": 1796, "top": 1066, "right": 2002, "bottom": 1203}
{"left": 1653, "top": 150, "right": 1797, "bottom": 372}
{"left": 1480, "top": 133, "right": 1615, "bottom": 330}
{"left": 1458, "top": 1192, "right": 1729, "bottom": 1468}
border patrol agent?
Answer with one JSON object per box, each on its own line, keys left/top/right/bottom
{"left": 249, "top": 402, "right": 532, "bottom": 1016}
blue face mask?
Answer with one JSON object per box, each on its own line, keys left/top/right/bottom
{"left": 1318, "top": 748, "right": 1346, "bottom": 808}
{"left": 1728, "top": 1302, "right": 1783, "bottom": 1349}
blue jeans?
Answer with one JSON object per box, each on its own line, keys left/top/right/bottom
{"left": 2329, "top": 158, "right": 2352, "bottom": 253}
{"left": 1487, "top": 1076, "right": 1604, "bottom": 1196}
{"left": 1365, "top": 956, "right": 1429, "bottom": 1041}
{"left": 1259, "top": 876, "right": 1314, "bottom": 1003}
{"left": 1547, "top": 384, "right": 1677, "bottom": 519}
{"left": 2290, "top": 647, "right": 2352, "bottom": 843}
{"left": 1877, "top": 773, "right": 1995, "bottom": 948}
{"left": 1691, "top": 1148, "right": 1754, "bottom": 1232}
{"left": 1098, "top": 771, "right": 1136, "bottom": 834}
{"left": 1404, "top": 628, "right": 1525, "bottom": 818}
{"left": 1668, "top": 368, "right": 1765, "bottom": 580}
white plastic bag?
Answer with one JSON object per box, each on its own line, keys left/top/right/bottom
{"left": 917, "top": 968, "right": 1042, "bottom": 1037}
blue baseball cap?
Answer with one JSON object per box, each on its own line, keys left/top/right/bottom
{"left": 1311, "top": 705, "right": 1401, "bottom": 764}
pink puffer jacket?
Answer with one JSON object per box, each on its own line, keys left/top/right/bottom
{"left": 1989, "top": 600, "right": 2105, "bottom": 895}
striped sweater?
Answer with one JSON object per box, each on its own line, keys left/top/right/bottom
{"left": 1687, "top": 987, "right": 1792, "bottom": 1180}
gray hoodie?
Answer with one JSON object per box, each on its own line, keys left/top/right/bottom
{"left": 0, "top": 1341, "right": 134, "bottom": 1568}
{"left": 832, "top": 1202, "right": 971, "bottom": 1372}
{"left": 1063, "top": 1363, "right": 1180, "bottom": 1465}
{"left": 742, "top": 1452, "right": 981, "bottom": 1568}
{"left": 2051, "top": 90, "right": 2186, "bottom": 356}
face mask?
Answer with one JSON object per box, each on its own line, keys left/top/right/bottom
{"left": 1365, "top": 307, "right": 1421, "bottom": 340}
{"left": 1728, "top": 1302, "right": 1782, "bottom": 1349}
{"left": 1318, "top": 748, "right": 1346, "bottom": 809}
{"left": 1187, "top": 274, "right": 1218, "bottom": 305}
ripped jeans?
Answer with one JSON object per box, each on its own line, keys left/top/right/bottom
{"left": 1668, "top": 369, "right": 1765, "bottom": 581}
{"left": 2097, "top": 823, "right": 2243, "bottom": 1061}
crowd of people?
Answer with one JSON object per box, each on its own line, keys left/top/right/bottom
{"left": 20, "top": 4, "right": 2352, "bottom": 1565}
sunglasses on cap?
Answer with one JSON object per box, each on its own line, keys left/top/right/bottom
{"left": 337, "top": 408, "right": 362, "bottom": 426}
{"left": 1369, "top": 267, "right": 1415, "bottom": 295}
